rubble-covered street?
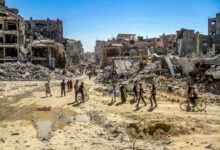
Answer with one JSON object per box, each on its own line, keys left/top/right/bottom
{"left": 0, "top": 76, "right": 220, "bottom": 150}
{"left": 0, "top": 0, "right": 220, "bottom": 150}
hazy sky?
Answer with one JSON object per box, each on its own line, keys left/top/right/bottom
{"left": 7, "top": 0, "right": 220, "bottom": 52}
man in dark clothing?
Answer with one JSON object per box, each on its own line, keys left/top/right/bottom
{"left": 89, "top": 71, "right": 92, "bottom": 80}
{"left": 62, "top": 70, "right": 66, "bottom": 76}
{"left": 150, "top": 83, "right": 157, "bottom": 107}
{"left": 189, "top": 87, "right": 198, "bottom": 108}
{"left": 78, "top": 82, "right": 85, "bottom": 102}
{"left": 187, "top": 84, "right": 192, "bottom": 96}
{"left": 61, "top": 80, "right": 66, "bottom": 97}
{"left": 133, "top": 82, "right": 138, "bottom": 101}
{"left": 136, "top": 83, "right": 147, "bottom": 109}
{"left": 69, "top": 80, "right": 73, "bottom": 91}
{"left": 120, "top": 84, "right": 126, "bottom": 103}
{"left": 74, "top": 80, "right": 79, "bottom": 102}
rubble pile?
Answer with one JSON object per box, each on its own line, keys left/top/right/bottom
{"left": 97, "top": 55, "right": 220, "bottom": 102}
{"left": 0, "top": 62, "right": 74, "bottom": 81}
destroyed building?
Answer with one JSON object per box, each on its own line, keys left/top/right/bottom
{"left": 101, "top": 43, "right": 124, "bottom": 60}
{"left": 176, "top": 29, "right": 195, "bottom": 57}
{"left": 25, "top": 18, "right": 63, "bottom": 43}
{"left": 27, "top": 40, "right": 66, "bottom": 68}
{"left": 194, "top": 32, "right": 211, "bottom": 56}
{"left": 95, "top": 40, "right": 106, "bottom": 63}
{"left": 158, "top": 34, "right": 176, "bottom": 54}
{"left": 24, "top": 18, "right": 66, "bottom": 68}
{"left": 208, "top": 12, "right": 220, "bottom": 55}
{"left": 176, "top": 29, "right": 211, "bottom": 57}
{"left": 0, "top": 0, "right": 66, "bottom": 67}
{"left": 96, "top": 33, "right": 176, "bottom": 62}
{"left": 99, "top": 34, "right": 143, "bottom": 61}
{"left": 0, "top": 0, "right": 85, "bottom": 68}
{"left": 0, "top": 0, "right": 26, "bottom": 63}
{"left": 63, "top": 39, "right": 84, "bottom": 66}
{"left": 145, "top": 34, "right": 176, "bottom": 55}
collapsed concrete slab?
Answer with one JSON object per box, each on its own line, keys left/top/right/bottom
{"left": 114, "top": 59, "right": 132, "bottom": 74}
{"left": 164, "top": 55, "right": 175, "bottom": 77}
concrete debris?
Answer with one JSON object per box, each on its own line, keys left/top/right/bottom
{"left": 205, "top": 65, "right": 220, "bottom": 80}
{"left": 0, "top": 62, "right": 75, "bottom": 81}
{"left": 98, "top": 53, "right": 220, "bottom": 96}
{"left": 164, "top": 55, "right": 175, "bottom": 77}
{"left": 114, "top": 60, "right": 132, "bottom": 74}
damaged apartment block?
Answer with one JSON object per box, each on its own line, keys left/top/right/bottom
{"left": 0, "top": 0, "right": 84, "bottom": 68}
{"left": 0, "top": 0, "right": 26, "bottom": 63}
{"left": 25, "top": 18, "right": 63, "bottom": 43}
{"left": 25, "top": 17, "right": 65, "bottom": 68}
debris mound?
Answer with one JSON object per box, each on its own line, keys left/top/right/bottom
{"left": 0, "top": 62, "right": 72, "bottom": 81}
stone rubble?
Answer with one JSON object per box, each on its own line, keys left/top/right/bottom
{"left": 97, "top": 56, "right": 220, "bottom": 103}
{"left": 0, "top": 62, "right": 75, "bottom": 81}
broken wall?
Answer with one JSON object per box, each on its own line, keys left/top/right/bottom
{"left": 25, "top": 18, "right": 63, "bottom": 43}
{"left": 63, "top": 39, "right": 84, "bottom": 66}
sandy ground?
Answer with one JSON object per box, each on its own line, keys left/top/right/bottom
{"left": 0, "top": 76, "right": 220, "bottom": 150}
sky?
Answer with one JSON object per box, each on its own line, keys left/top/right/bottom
{"left": 7, "top": 0, "right": 220, "bottom": 52}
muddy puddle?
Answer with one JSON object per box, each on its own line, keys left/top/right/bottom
{"left": 60, "top": 114, "right": 91, "bottom": 123}
{"left": 33, "top": 110, "right": 90, "bottom": 142}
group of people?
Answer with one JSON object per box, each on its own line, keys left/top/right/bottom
{"left": 111, "top": 81, "right": 158, "bottom": 109}
{"left": 44, "top": 75, "right": 198, "bottom": 111}
{"left": 44, "top": 79, "right": 85, "bottom": 103}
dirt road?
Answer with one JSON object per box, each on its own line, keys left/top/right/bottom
{"left": 0, "top": 76, "right": 220, "bottom": 150}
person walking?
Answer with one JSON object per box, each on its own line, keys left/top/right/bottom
{"left": 150, "top": 82, "right": 157, "bottom": 107}
{"left": 74, "top": 80, "right": 79, "bottom": 102}
{"left": 133, "top": 82, "right": 138, "bottom": 101}
{"left": 61, "top": 80, "right": 66, "bottom": 97}
{"left": 136, "top": 83, "right": 147, "bottom": 109}
{"left": 45, "top": 80, "right": 52, "bottom": 97}
{"left": 67, "top": 80, "right": 70, "bottom": 92}
{"left": 120, "top": 84, "right": 126, "bottom": 103}
{"left": 69, "top": 80, "right": 73, "bottom": 91}
{"left": 89, "top": 71, "right": 92, "bottom": 80}
{"left": 111, "top": 84, "right": 117, "bottom": 103}
{"left": 78, "top": 82, "right": 85, "bottom": 102}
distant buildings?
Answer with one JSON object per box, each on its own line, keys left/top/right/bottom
{"left": 96, "top": 12, "right": 220, "bottom": 63}
{"left": 95, "top": 33, "right": 177, "bottom": 62}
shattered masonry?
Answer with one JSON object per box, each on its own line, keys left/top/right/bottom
{"left": 0, "top": 0, "right": 84, "bottom": 68}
